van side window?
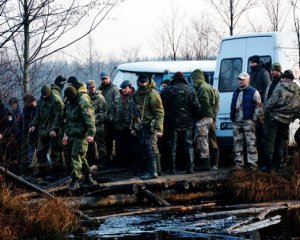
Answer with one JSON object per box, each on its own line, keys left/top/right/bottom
{"left": 219, "top": 58, "right": 242, "bottom": 92}
{"left": 247, "top": 56, "right": 272, "bottom": 73}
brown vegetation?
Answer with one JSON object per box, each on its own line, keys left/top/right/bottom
{"left": 231, "top": 152, "right": 300, "bottom": 201}
{"left": 0, "top": 180, "right": 79, "bottom": 239}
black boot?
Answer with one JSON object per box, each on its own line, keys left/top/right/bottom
{"left": 167, "top": 153, "right": 176, "bottom": 175}
{"left": 186, "top": 148, "right": 194, "bottom": 174}
{"left": 211, "top": 149, "right": 219, "bottom": 170}
{"left": 156, "top": 156, "right": 162, "bottom": 176}
{"left": 141, "top": 158, "right": 158, "bottom": 180}
{"left": 83, "top": 174, "right": 97, "bottom": 185}
{"left": 199, "top": 158, "right": 211, "bottom": 171}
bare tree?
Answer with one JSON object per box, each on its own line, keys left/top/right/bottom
{"left": 121, "top": 46, "right": 141, "bottom": 62}
{"left": 152, "top": 23, "right": 169, "bottom": 60}
{"left": 208, "top": 0, "right": 256, "bottom": 36}
{"left": 1, "top": 0, "right": 123, "bottom": 94}
{"left": 291, "top": 0, "right": 300, "bottom": 69}
{"left": 262, "top": 0, "right": 290, "bottom": 31}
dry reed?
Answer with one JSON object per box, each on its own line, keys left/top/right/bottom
{"left": 230, "top": 152, "right": 300, "bottom": 202}
{"left": 0, "top": 180, "right": 79, "bottom": 239}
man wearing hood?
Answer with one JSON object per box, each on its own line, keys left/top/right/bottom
{"left": 263, "top": 70, "right": 300, "bottom": 172}
{"left": 161, "top": 72, "right": 200, "bottom": 174}
{"left": 191, "top": 69, "right": 215, "bottom": 171}
{"left": 51, "top": 75, "right": 67, "bottom": 97}
{"left": 29, "top": 85, "right": 65, "bottom": 178}
{"left": 230, "top": 72, "right": 262, "bottom": 170}
{"left": 131, "top": 74, "right": 164, "bottom": 179}
{"left": 99, "top": 71, "right": 120, "bottom": 165}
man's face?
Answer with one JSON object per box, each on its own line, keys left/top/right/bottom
{"left": 239, "top": 78, "right": 249, "bottom": 88}
{"left": 121, "top": 86, "right": 131, "bottom": 95}
{"left": 101, "top": 76, "right": 111, "bottom": 86}
{"left": 88, "top": 86, "right": 96, "bottom": 94}
{"left": 11, "top": 102, "right": 17, "bottom": 110}
{"left": 249, "top": 61, "right": 258, "bottom": 68}
{"left": 138, "top": 80, "right": 148, "bottom": 89}
{"left": 271, "top": 70, "right": 280, "bottom": 78}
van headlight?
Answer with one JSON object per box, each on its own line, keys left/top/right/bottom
{"left": 220, "top": 122, "right": 233, "bottom": 130}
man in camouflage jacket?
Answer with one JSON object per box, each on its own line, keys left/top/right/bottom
{"left": 30, "top": 85, "right": 65, "bottom": 177}
{"left": 263, "top": 70, "right": 300, "bottom": 172}
{"left": 86, "top": 80, "right": 107, "bottom": 167}
{"left": 63, "top": 86, "right": 96, "bottom": 190}
{"left": 161, "top": 71, "right": 200, "bottom": 174}
{"left": 131, "top": 74, "right": 164, "bottom": 179}
{"left": 192, "top": 69, "right": 215, "bottom": 171}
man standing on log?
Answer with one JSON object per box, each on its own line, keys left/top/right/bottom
{"left": 230, "top": 72, "right": 262, "bottom": 170}
{"left": 161, "top": 72, "right": 200, "bottom": 174}
{"left": 63, "top": 86, "right": 97, "bottom": 190}
{"left": 131, "top": 74, "right": 164, "bottom": 179}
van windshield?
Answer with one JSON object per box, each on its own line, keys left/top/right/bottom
{"left": 219, "top": 58, "right": 242, "bottom": 92}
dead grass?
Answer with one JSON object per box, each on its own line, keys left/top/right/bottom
{"left": 231, "top": 153, "right": 300, "bottom": 202}
{"left": 0, "top": 179, "right": 79, "bottom": 239}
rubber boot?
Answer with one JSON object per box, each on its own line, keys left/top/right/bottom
{"left": 167, "top": 153, "right": 176, "bottom": 175}
{"left": 156, "top": 156, "right": 162, "bottom": 176}
{"left": 83, "top": 174, "right": 97, "bottom": 185}
{"left": 186, "top": 148, "right": 194, "bottom": 174}
{"left": 199, "top": 158, "right": 211, "bottom": 171}
{"left": 211, "top": 149, "right": 219, "bottom": 170}
{"left": 141, "top": 158, "right": 158, "bottom": 180}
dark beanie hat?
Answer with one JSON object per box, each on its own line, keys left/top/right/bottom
{"left": 9, "top": 97, "right": 18, "bottom": 105}
{"left": 67, "top": 76, "right": 81, "bottom": 90}
{"left": 23, "top": 93, "right": 36, "bottom": 103}
{"left": 173, "top": 71, "right": 184, "bottom": 80}
{"left": 120, "top": 80, "right": 132, "bottom": 89}
{"left": 64, "top": 86, "right": 78, "bottom": 103}
{"left": 249, "top": 55, "right": 260, "bottom": 64}
{"left": 281, "top": 70, "right": 294, "bottom": 80}
{"left": 41, "top": 85, "right": 52, "bottom": 97}
{"left": 271, "top": 63, "right": 282, "bottom": 73}
{"left": 137, "top": 74, "right": 149, "bottom": 83}
{"left": 55, "top": 75, "right": 66, "bottom": 88}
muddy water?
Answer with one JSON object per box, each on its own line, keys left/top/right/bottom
{"left": 82, "top": 209, "right": 300, "bottom": 239}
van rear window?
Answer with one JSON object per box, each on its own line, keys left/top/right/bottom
{"left": 219, "top": 58, "right": 242, "bottom": 92}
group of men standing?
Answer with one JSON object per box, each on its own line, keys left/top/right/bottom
{"left": 230, "top": 55, "right": 300, "bottom": 172}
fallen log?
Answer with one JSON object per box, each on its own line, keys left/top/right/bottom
{"left": 92, "top": 202, "right": 216, "bottom": 221}
{"left": 0, "top": 165, "right": 94, "bottom": 223}
{"left": 225, "top": 200, "right": 300, "bottom": 210}
{"left": 229, "top": 215, "right": 281, "bottom": 233}
{"left": 137, "top": 187, "right": 170, "bottom": 207}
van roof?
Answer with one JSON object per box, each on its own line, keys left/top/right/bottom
{"left": 117, "top": 60, "right": 216, "bottom": 73}
{"left": 221, "top": 32, "right": 297, "bottom": 48}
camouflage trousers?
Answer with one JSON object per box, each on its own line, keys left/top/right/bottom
{"left": 68, "top": 138, "right": 89, "bottom": 180}
{"left": 194, "top": 118, "right": 213, "bottom": 159}
{"left": 233, "top": 121, "right": 258, "bottom": 169}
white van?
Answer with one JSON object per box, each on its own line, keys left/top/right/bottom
{"left": 113, "top": 60, "right": 216, "bottom": 89}
{"left": 213, "top": 32, "right": 300, "bottom": 146}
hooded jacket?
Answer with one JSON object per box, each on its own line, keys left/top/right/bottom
{"left": 264, "top": 80, "right": 300, "bottom": 124}
{"left": 191, "top": 69, "right": 214, "bottom": 119}
{"left": 132, "top": 79, "right": 164, "bottom": 133}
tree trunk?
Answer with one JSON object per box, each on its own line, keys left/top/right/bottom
{"left": 23, "top": 0, "right": 29, "bottom": 94}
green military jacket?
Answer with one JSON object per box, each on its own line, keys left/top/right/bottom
{"left": 192, "top": 69, "right": 215, "bottom": 119}
{"left": 111, "top": 90, "right": 135, "bottom": 130}
{"left": 50, "top": 84, "right": 63, "bottom": 97}
{"left": 89, "top": 90, "right": 106, "bottom": 133}
{"left": 33, "top": 93, "right": 65, "bottom": 137}
{"left": 132, "top": 79, "right": 164, "bottom": 133}
{"left": 65, "top": 93, "right": 96, "bottom": 140}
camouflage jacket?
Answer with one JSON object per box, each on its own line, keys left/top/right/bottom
{"left": 111, "top": 89, "right": 135, "bottom": 130}
{"left": 264, "top": 81, "right": 300, "bottom": 124}
{"left": 32, "top": 93, "right": 64, "bottom": 136}
{"left": 132, "top": 79, "right": 164, "bottom": 133}
{"left": 89, "top": 90, "right": 106, "bottom": 132}
{"left": 65, "top": 93, "right": 96, "bottom": 140}
{"left": 99, "top": 83, "right": 120, "bottom": 119}
{"left": 50, "top": 84, "right": 63, "bottom": 98}
{"left": 161, "top": 78, "right": 200, "bottom": 129}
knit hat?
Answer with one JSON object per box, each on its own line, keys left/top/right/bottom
{"left": 120, "top": 80, "right": 132, "bottom": 89}
{"left": 41, "top": 85, "right": 52, "bottom": 97}
{"left": 281, "top": 70, "right": 294, "bottom": 80}
{"left": 8, "top": 97, "right": 18, "bottom": 105}
{"left": 173, "top": 71, "right": 185, "bottom": 80}
{"left": 86, "top": 80, "right": 96, "bottom": 88}
{"left": 67, "top": 76, "right": 81, "bottom": 90}
{"left": 271, "top": 63, "right": 282, "bottom": 73}
{"left": 249, "top": 55, "right": 260, "bottom": 64}
{"left": 64, "top": 86, "right": 78, "bottom": 103}
{"left": 238, "top": 72, "right": 250, "bottom": 80}
{"left": 54, "top": 75, "right": 66, "bottom": 88}
{"left": 99, "top": 71, "right": 110, "bottom": 79}
{"left": 137, "top": 74, "right": 150, "bottom": 83}
{"left": 23, "top": 93, "right": 36, "bottom": 103}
